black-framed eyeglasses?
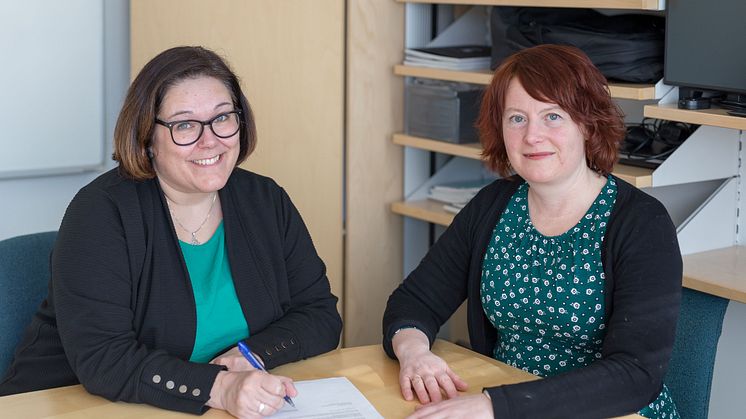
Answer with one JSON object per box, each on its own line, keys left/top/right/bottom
{"left": 155, "top": 110, "right": 242, "bottom": 146}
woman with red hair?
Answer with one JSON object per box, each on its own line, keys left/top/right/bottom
{"left": 383, "top": 45, "right": 681, "bottom": 419}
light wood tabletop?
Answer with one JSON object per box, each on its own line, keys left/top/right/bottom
{"left": 0, "top": 339, "right": 642, "bottom": 418}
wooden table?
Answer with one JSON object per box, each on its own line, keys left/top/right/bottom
{"left": 0, "top": 340, "right": 642, "bottom": 418}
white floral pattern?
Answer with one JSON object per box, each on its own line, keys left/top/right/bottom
{"left": 479, "top": 177, "right": 678, "bottom": 419}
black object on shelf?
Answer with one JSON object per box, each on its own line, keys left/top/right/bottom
{"left": 490, "top": 7, "right": 665, "bottom": 83}
{"left": 618, "top": 119, "right": 698, "bottom": 169}
{"left": 726, "top": 109, "right": 746, "bottom": 118}
{"left": 405, "top": 79, "right": 482, "bottom": 144}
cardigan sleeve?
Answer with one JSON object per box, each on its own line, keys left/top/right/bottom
{"left": 242, "top": 186, "right": 342, "bottom": 369}
{"left": 53, "top": 185, "right": 224, "bottom": 414}
{"left": 484, "top": 194, "right": 682, "bottom": 418}
{"left": 382, "top": 186, "right": 482, "bottom": 359}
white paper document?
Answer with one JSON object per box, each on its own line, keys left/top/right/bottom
{"left": 273, "top": 377, "right": 383, "bottom": 418}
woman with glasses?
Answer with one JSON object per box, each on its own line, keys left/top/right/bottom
{"left": 383, "top": 45, "right": 681, "bottom": 419}
{"left": 0, "top": 46, "right": 342, "bottom": 418}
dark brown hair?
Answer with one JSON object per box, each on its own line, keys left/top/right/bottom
{"left": 476, "top": 44, "right": 625, "bottom": 177}
{"left": 113, "top": 46, "right": 256, "bottom": 180}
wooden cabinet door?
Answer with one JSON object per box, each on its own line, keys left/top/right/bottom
{"left": 131, "top": 0, "right": 344, "bottom": 312}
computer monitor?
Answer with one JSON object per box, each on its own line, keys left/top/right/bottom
{"left": 664, "top": 0, "right": 746, "bottom": 108}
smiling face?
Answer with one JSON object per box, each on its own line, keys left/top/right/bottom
{"left": 502, "top": 78, "right": 590, "bottom": 186}
{"left": 151, "top": 76, "right": 240, "bottom": 197}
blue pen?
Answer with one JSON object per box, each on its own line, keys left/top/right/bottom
{"left": 237, "top": 340, "right": 296, "bottom": 408}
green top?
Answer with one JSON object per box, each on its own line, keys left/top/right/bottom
{"left": 180, "top": 222, "right": 249, "bottom": 363}
{"left": 480, "top": 177, "right": 678, "bottom": 419}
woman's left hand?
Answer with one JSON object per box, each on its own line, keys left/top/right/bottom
{"left": 211, "top": 346, "right": 263, "bottom": 372}
{"left": 406, "top": 393, "right": 494, "bottom": 419}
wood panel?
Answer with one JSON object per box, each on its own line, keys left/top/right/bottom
{"left": 346, "top": 0, "right": 405, "bottom": 346}
{"left": 130, "top": 1, "right": 345, "bottom": 307}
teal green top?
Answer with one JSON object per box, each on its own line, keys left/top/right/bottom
{"left": 179, "top": 222, "right": 249, "bottom": 363}
{"left": 480, "top": 177, "right": 678, "bottom": 419}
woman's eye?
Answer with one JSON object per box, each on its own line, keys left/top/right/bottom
{"left": 214, "top": 114, "right": 229, "bottom": 123}
{"left": 508, "top": 115, "right": 525, "bottom": 124}
{"left": 175, "top": 121, "right": 194, "bottom": 131}
{"left": 546, "top": 113, "right": 562, "bottom": 121}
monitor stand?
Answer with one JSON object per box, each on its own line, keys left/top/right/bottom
{"left": 677, "top": 88, "right": 716, "bottom": 110}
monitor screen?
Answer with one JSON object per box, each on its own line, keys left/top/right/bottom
{"left": 664, "top": 0, "right": 746, "bottom": 96}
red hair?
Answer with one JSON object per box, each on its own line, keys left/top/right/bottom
{"left": 476, "top": 44, "right": 625, "bottom": 177}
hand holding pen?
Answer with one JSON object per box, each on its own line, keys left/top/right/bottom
{"left": 237, "top": 340, "right": 297, "bottom": 408}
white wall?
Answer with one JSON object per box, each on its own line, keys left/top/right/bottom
{"left": 0, "top": 0, "right": 129, "bottom": 240}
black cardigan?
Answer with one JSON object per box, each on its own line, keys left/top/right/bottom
{"left": 0, "top": 168, "right": 342, "bottom": 414}
{"left": 383, "top": 176, "right": 682, "bottom": 419}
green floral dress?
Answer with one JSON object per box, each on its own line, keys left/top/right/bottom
{"left": 480, "top": 177, "right": 679, "bottom": 419}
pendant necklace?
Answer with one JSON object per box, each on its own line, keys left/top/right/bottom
{"left": 167, "top": 192, "right": 218, "bottom": 245}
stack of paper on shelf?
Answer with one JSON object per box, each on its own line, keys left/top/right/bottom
{"left": 404, "top": 45, "right": 491, "bottom": 71}
{"left": 427, "top": 179, "right": 493, "bottom": 214}
{"left": 442, "top": 202, "right": 468, "bottom": 215}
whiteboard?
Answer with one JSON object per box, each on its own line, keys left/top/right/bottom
{"left": 0, "top": 0, "right": 104, "bottom": 178}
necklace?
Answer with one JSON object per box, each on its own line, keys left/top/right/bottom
{"left": 166, "top": 192, "right": 218, "bottom": 245}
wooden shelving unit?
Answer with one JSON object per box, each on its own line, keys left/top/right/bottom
{"left": 395, "top": 65, "right": 661, "bottom": 100}
{"left": 396, "top": 0, "right": 663, "bottom": 11}
{"left": 683, "top": 246, "right": 746, "bottom": 304}
{"left": 393, "top": 1, "right": 745, "bottom": 308}
{"left": 644, "top": 104, "right": 746, "bottom": 131}
{"left": 393, "top": 133, "right": 654, "bottom": 188}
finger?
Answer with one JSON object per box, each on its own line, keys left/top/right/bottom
{"left": 257, "top": 376, "right": 285, "bottom": 403}
{"left": 399, "top": 374, "right": 415, "bottom": 401}
{"left": 422, "top": 375, "right": 443, "bottom": 403}
{"left": 436, "top": 373, "right": 459, "bottom": 399}
{"left": 411, "top": 375, "right": 431, "bottom": 404}
{"left": 263, "top": 398, "right": 284, "bottom": 415}
{"left": 281, "top": 378, "right": 298, "bottom": 398}
{"left": 447, "top": 369, "right": 469, "bottom": 391}
{"left": 255, "top": 398, "right": 281, "bottom": 417}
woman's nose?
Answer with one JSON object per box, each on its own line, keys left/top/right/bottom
{"left": 523, "top": 120, "right": 546, "bottom": 144}
{"left": 195, "top": 124, "right": 219, "bottom": 147}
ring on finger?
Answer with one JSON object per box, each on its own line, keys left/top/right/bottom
{"left": 258, "top": 402, "right": 266, "bottom": 414}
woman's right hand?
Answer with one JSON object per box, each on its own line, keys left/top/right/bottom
{"left": 207, "top": 370, "right": 297, "bottom": 418}
{"left": 392, "top": 328, "right": 468, "bottom": 404}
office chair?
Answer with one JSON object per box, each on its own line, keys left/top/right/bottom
{"left": 665, "top": 288, "right": 729, "bottom": 419}
{"left": 0, "top": 231, "right": 57, "bottom": 375}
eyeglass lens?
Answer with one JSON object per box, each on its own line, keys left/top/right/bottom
{"left": 170, "top": 112, "right": 240, "bottom": 145}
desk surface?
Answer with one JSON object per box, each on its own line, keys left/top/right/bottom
{"left": 0, "top": 340, "right": 642, "bottom": 418}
